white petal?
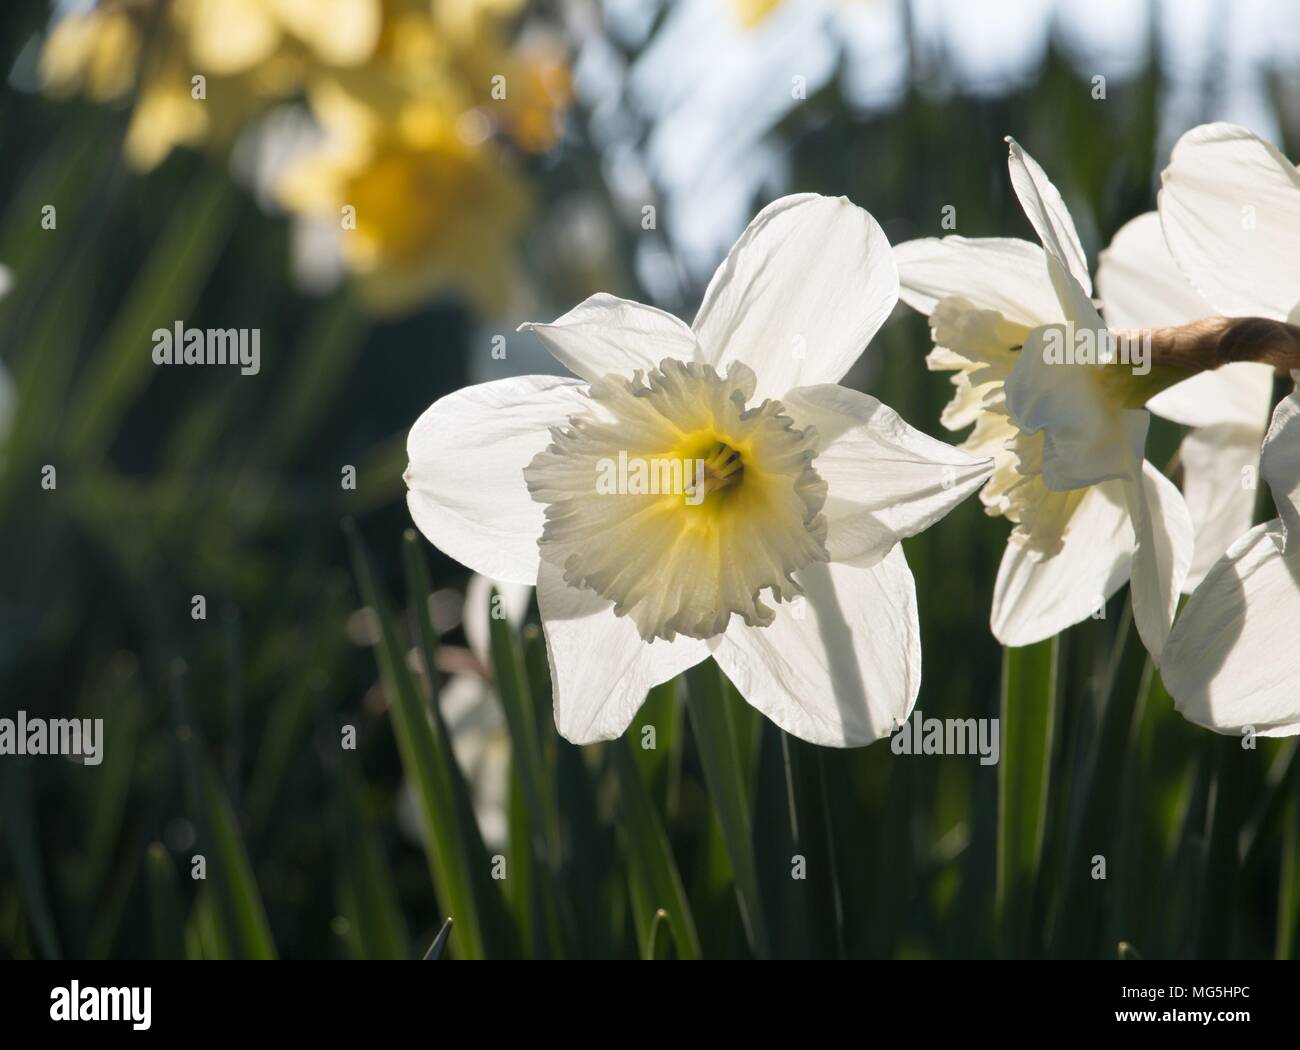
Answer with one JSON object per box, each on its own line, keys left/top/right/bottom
{"left": 711, "top": 547, "right": 920, "bottom": 747}
{"left": 1261, "top": 390, "right": 1300, "bottom": 537}
{"left": 518, "top": 293, "right": 705, "bottom": 382}
{"left": 692, "top": 194, "right": 898, "bottom": 400}
{"left": 1159, "top": 122, "right": 1300, "bottom": 320}
{"left": 1004, "top": 327, "right": 1144, "bottom": 489}
{"left": 894, "top": 236, "right": 1062, "bottom": 327}
{"left": 463, "top": 574, "right": 533, "bottom": 668}
{"left": 1126, "top": 461, "right": 1195, "bottom": 661}
{"left": 405, "top": 376, "right": 588, "bottom": 585}
{"left": 991, "top": 479, "right": 1135, "bottom": 646}
{"left": 1148, "top": 361, "right": 1272, "bottom": 587}
{"left": 1006, "top": 138, "right": 1092, "bottom": 296}
{"left": 1164, "top": 523, "right": 1300, "bottom": 736}
{"left": 1147, "top": 361, "right": 1274, "bottom": 430}
{"left": 440, "top": 673, "right": 503, "bottom": 740}
{"left": 782, "top": 384, "right": 992, "bottom": 564}
{"left": 1177, "top": 422, "right": 1267, "bottom": 591}
{"left": 1096, "top": 211, "right": 1211, "bottom": 329}
{"left": 537, "top": 561, "right": 709, "bottom": 744}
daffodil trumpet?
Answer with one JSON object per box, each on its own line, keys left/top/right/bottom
{"left": 895, "top": 138, "right": 1197, "bottom": 658}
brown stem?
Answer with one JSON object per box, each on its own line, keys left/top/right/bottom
{"left": 1120, "top": 316, "right": 1300, "bottom": 373}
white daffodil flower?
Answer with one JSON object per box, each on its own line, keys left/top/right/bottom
{"left": 1163, "top": 391, "right": 1300, "bottom": 735}
{"left": 1153, "top": 122, "right": 1300, "bottom": 736}
{"left": 405, "top": 194, "right": 993, "bottom": 747}
{"left": 895, "top": 141, "right": 1194, "bottom": 658}
{"left": 1109, "top": 122, "right": 1300, "bottom": 594}
{"left": 1096, "top": 212, "right": 1274, "bottom": 592}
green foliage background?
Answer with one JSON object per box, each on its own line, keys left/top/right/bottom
{"left": 1, "top": 0, "right": 1297, "bottom": 959}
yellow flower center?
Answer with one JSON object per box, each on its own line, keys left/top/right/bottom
{"left": 525, "top": 360, "right": 829, "bottom": 642}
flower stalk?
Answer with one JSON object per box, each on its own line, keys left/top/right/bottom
{"left": 1127, "top": 316, "right": 1300, "bottom": 373}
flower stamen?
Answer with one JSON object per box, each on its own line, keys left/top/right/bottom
{"left": 691, "top": 440, "right": 745, "bottom": 502}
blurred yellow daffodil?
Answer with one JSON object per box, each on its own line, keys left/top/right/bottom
{"left": 40, "top": 3, "right": 141, "bottom": 103}
{"left": 41, "top": 0, "right": 569, "bottom": 316}
{"left": 277, "top": 83, "right": 529, "bottom": 316}
{"left": 182, "top": 0, "right": 382, "bottom": 76}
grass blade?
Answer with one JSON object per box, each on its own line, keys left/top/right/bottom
{"left": 334, "top": 762, "right": 410, "bottom": 960}
{"left": 145, "top": 843, "right": 186, "bottom": 960}
{"left": 1198, "top": 734, "right": 1245, "bottom": 957}
{"left": 613, "top": 741, "right": 702, "bottom": 960}
{"left": 1050, "top": 642, "right": 1151, "bottom": 957}
{"left": 1277, "top": 798, "right": 1300, "bottom": 960}
{"left": 1240, "top": 740, "right": 1300, "bottom": 879}
{"left": 484, "top": 581, "right": 572, "bottom": 955}
{"left": 486, "top": 586, "right": 560, "bottom": 867}
{"left": 69, "top": 172, "right": 235, "bottom": 460}
{"left": 1, "top": 761, "right": 62, "bottom": 958}
{"left": 684, "top": 661, "right": 770, "bottom": 957}
{"left": 425, "top": 918, "right": 454, "bottom": 960}
{"left": 198, "top": 755, "right": 277, "bottom": 960}
{"left": 643, "top": 909, "right": 674, "bottom": 961}
{"left": 349, "top": 523, "right": 511, "bottom": 958}
{"left": 996, "top": 638, "right": 1058, "bottom": 957}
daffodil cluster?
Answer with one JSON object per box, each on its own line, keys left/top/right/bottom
{"left": 404, "top": 127, "right": 1300, "bottom": 750}
{"left": 41, "top": 0, "right": 569, "bottom": 315}
{"left": 902, "top": 126, "right": 1300, "bottom": 739}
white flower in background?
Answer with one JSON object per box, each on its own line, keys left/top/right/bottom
{"left": 895, "top": 140, "right": 1194, "bottom": 658}
{"left": 461, "top": 573, "right": 533, "bottom": 674}
{"left": 405, "top": 194, "right": 992, "bottom": 747}
{"left": 1100, "top": 123, "right": 1300, "bottom": 595}
{"left": 398, "top": 574, "right": 531, "bottom": 849}
{"left": 1155, "top": 122, "right": 1300, "bottom": 736}
{"left": 1163, "top": 391, "right": 1300, "bottom": 735}
{"left": 1157, "top": 123, "right": 1300, "bottom": 329}
{"left": 1096, "top": 212, "right": 1274, "bottom": 592}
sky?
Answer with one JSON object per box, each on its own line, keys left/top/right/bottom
{"left": 575, "top": 0, "right": 1300, "bottom": 292}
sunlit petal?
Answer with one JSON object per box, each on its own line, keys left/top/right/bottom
{"left": 711, "top": 546, "right": 920, "bottom": 747}
{"left": 693, "top": 194, "right": 898, "bottom": 400}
